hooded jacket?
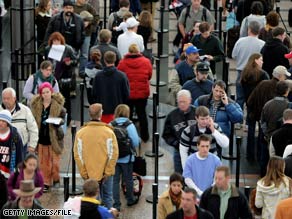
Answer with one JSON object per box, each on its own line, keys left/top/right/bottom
{"left": 73, "top": 121, "right": 118, "bottom": 181}
{"left": 92, "top": 66, "right": 130, "bottom": 115}
{"left": 255, "top": 177, "right": 291, "bottom": 219}
{"left": 30, "top": 93, "right": 66, "bottom": 155}
{"left": 117, "top": 53, "right": 152, "bottom": 100}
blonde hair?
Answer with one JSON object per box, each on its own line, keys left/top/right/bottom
{"left": 128, "top": 44, "right": 140, "bottom": 53}
{"left": 114, "top": 104, "right": 130, "bottom": 118}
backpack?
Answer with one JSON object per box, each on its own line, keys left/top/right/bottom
{"left": 110, "top": 12, "right": 124, "bottom": 46}
{"left": 184, "top": 5, "right": 207, "bottom": 27}
{"left": 111, "top": 120, "right": 133, "bottom": 158}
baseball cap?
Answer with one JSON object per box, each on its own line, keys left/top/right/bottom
{"left": 273, "top": 65, "right": 291, "bottom": 77}
{"left": 284, "top": 51, "right": 292, "bottom": 59}
{"left": 126, "top": 17, "right": 139, "bottom": 28}
{"left": 185, "top": 46, "right": 201, "bottom": 55}
{"left": 196, "top": 62, "right": 209, "bottom": 73}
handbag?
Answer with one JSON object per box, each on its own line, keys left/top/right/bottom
{"left": 133, "top": 144, "right": 147, "bottom": 176}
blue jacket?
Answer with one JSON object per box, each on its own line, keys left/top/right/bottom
{"left": 194, "top": 94, "right": 243, "bottom": 136}
{"left": 175, "top": 60, "right": 195, "bottom": 86}
{"left": 110, "top": 117, "right": 140, "bottom": 163}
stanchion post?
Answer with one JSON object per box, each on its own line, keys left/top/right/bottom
{"left": 244, "top": 186, "right": 251, "bottom": 200}
{"left": 154, "top": 132, "right": 159, "bottom": 184}
{"left": 222, "top": 60, "right": 229, "bottom": 92}
{"left": 223, "top": 31, "right": 227, "bottom": 55}
{"left": 71, "top": 125, "right": 77, "bottom": 192}
{"left": 152, "top": 183, "right": 158, "bottom": 219}
{"left": 64, "top": 176, "right": 70, "bottom": 202}
{"left": 80, "top": 83, "right": 85, "bottom": 126}
{"left": 2, "top": 81, "right": 7, "bottom": 90}
{"left": 15, "top": 49, "right": 20, "bottom": 100}
{"left": 228, "top": 94, "right": 235, "bottom": 156}
{"left": 218, "top": 7, "right": 223, "bottom": 40}
{"left": 214, "top": 0, "right": 218, "bottom": 30}
{"left": 103, "top": 0, "right": 107, "bottom": 28}
{"left": 235, "top": 136, "right": 242, "bottom": 187}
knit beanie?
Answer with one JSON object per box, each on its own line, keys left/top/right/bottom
{"left": 0, "top": 110, "right": 12, "bottom": 125}
{"left": 38, "top": 82, "right": 54, "bottom": 94}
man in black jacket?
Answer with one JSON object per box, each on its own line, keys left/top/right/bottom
{"left": 44, "top": 0, "right": 85, "bottom": 52}
{"left": 162, "top": 90, "right": 196, "bottom": 174}
{"left": 166, "top": 187, "right": 214, "bottom": 219}
{"left": 92, "top": 51, "right": 129, "bottom": 123}
{"left": 200, "top": 166, "right": 252, "bottom": 219}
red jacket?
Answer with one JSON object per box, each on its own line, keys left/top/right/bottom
{"left": 117, "top": 53, "right": 152, "bottom": 99}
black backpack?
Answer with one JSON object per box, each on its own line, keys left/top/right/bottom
{"left": 111, "top": 12, "right": 124, "bottom": 46}
{"left": 111, "top": 120, "right": 133, "bottom": 158}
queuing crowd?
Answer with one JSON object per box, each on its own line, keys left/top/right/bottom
{"left": 0, "top": 0, "right": 292, "bottom": 218}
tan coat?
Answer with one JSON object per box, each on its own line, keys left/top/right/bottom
{"left": 73, "top": 121, "right": 118, "bottom": 181}
{"left": 158, "top": 190, "right": 178, "bottom": 219}
{"left": 31, "top": 93, "right": 66, "bottom": 155}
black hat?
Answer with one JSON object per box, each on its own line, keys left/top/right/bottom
{"left": 63, "top": 0, "right": 74, "bottom": 7}
{"left": 196, "top": 62, "right": 209, "bottom": 73}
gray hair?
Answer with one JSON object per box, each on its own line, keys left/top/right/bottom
{"left": 248, "top": 21, "right": 261, "bottom": 35}
{"left": 177, "top": 89, "right": 191, "bottom": 100}
{"left": 2, "top": 87, "right": 16, "bottom": 98}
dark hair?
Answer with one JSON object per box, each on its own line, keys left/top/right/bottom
{"left": 272, "top": 27, "right": 285, "bottom": 37}
{"left": 83, "top": 179, "right": 99, "bottom": 197}
{"left": 213, "top": 80, "right": 226, "bottom": 90}
{"left": 195, "top": 106, "right": 210, "bottom": 117}
{"left": 250, "top": 1, "right": 263, "bottom": 15}
{"left": 198, "top": 22, "right": 210, "bottom": 33}
{"left": 197, "top": 134, "right": 212, "bottom": 145}
{"left": 266, "top": 11, "right": 279, "bottom": 27}
{"left": 169, "top": 172, "right": 184, "bottom": 185}
{"left": 22, "top": 153, "right": 39, "bottom": 170}
{"left": 48, "top": 32, "right": 66, "bottom": 46}
{"left": 183, "top": 187, "right": 197, "bottom": 200}
{"left": 241, "top": 53, "right": 262, "bottom": 83}
{"left": 119, "top": 0, "right": 130, "bottom": 8}
{"left": 276, "top": 81, "right": 289, "bottom": 96}
{"left": 104, "top": 51, "right": 116, "bottom": 64}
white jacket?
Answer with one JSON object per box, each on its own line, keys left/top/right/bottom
{"left": 255, "top": 177, "right": 291, "bottom": 219}
{"left": 0, "top": 102, "right": 39, "bottom": 148}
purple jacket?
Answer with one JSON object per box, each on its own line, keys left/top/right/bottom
{"left": 7, "top": 168, "right": 44, "bottom": 200}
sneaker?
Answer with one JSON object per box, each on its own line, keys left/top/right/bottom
{"left": 43, "top": 185, "right": 50, "bottom": 193}
{"left": 127, "top": 196, "right": 139, "bottom": 207}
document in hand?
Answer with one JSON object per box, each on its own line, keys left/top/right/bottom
{"left": 48, "top": 44, "right": 65, "bottom": 61}
{"left": 46, "top": 117, "right": 62, "bottom": 125}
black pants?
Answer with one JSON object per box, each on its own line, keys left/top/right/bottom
{"left": 128, "top": 98, "right": 149, "bottom": 142}
{"left": 173, "top": 25, "right": 182, "bottom": 47}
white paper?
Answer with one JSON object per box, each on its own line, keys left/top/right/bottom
{"left": 46, "top": 117, "right": 62, "bottom": 125}
{"left": 48, "top": 44, "right": 65, "bottom": 62}
{"left": 0, "top": 7, "right": 7, "bottom": 17}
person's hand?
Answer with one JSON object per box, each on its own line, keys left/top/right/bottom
{"left": 221, "top": 91, "right": 228, "bottom": 105}
{"left": 84, "top": 21, "right": 90, "bottom": 28}
{"left": 208, "top": 118, "right": 215, "bottom": 133}
{"left": 27, "top": 146, "right": 35, "bottom": 153}
{"left": 206, "top": 55, "right": 214, "bottom": 61}
{"left": 102, "top": 175, "right": 109, "bottom": 182}
{"left": 63, "top": 57, "right": 71, "bottom": 66}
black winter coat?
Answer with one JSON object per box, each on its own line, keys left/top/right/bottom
{"left": 166, "top": 206, "right": 214, "bottom": 219}
{"left": 200, "top": 184, "right": 252, "bottom": 219}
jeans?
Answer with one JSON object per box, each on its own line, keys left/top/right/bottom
{"left": 128, "top": 98, "right": 149, "bottom": 142}
{"left": 236, "top": 70, "right": 245, "bottom": 110}
{"left": 173, "top": 149, "right": 183, "bottom": 174}
{"left": 113, "top": 163, "right": 135, "bottom": 210}
{"left": 100, "top": 175, "right": 113, "bottom": 209}
{"left": 79, "top": 36, "right": 91, "bottom": 74}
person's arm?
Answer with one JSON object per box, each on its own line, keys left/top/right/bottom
{"left": 158, "top": 195, "right": 167, "bottom": 219}
{"left": 180, "top": 144, "right": 189, "bottom": 169}
{"left": 34, "top": 170, "right": 44, "bottom": 199}
{"left": 162, "top": 114, "right": 179, "bottom": 148}
{"left": 255, "top": 185, "right": 263, "bottom": 208}
{"left": 212, "top": 129, "right": 229, "bottom": 148}
{"left": 6, "top": 173, "right": 16, "bottom": 200}
{"left": 169, "top": 69, "right": 182, "bottom": 94}
{"left": 15, "top": 132, "right": 24, "bottom": 165}
{"left": 269, "top": 137, "right": 276, "bottom": 157}
{"left": 178, "top": 9, "right": 187, "bottom": 38}
{"left": 73, "top": 136, "right": 89, "bottom": 180}
{"left": 104, "top": 132, "right": 119, "bottom": 178}
{"left": 139, "top": 35, "right": 145, "bottom": 53}
{"left": 231, "top": 40, "right": 239, "bottom": 60}
{"left": 185, "top": 178, "right": 203, "bottom": 196}
{"left": 127, "top": 123, "right": 140, "bottom": 148}
{"left": 23, "top": 75, "right": 35, "bottom": 101}
{"left": 52, "top": 79, "right": 60, "bottom": 93}
{"left": 108, "top": 13, "right": 114, "bottom": 30}
{"left": 26, "top": 107, "right": 39, "bottom": 151}
{"left": 224, "top": 101, "right": 243, "bottom": 124}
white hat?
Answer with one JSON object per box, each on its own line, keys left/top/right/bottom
{"left": 126, "top": 17, "right": 140, "bottom": 28}
{"left": 273, "top": 65, "right": 291, "bottom": 77}
{"left": 0, "top": 110, "right": 12, "bottom": 125}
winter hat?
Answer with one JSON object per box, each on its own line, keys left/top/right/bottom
{"left": 80, "top": 11, "right": 93, "bottom": 21}
{"left": 38, "top": 82, "right": 54, "bottom": 94}
{"left": 63, "top": 0, "right": 74, "bottom": 7}
{"left": 126, "top": 17, "right": 139, "bottom": 28}
{"left": 0, "top": 109, "right": 12, "bottom": 125}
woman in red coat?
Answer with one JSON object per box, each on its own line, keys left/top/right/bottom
{"left": 117, "top": 43, "right": 152, "bottom": 142}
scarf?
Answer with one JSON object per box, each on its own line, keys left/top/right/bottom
{"left": 169, "top": 188, "right": 182, "bottom": 210}
{"left": 35, "top": 70, "right": 55, "bottom": 85}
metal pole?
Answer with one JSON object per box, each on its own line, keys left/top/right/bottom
{"left": 15, "top": 49, "right": 20, "bottom": 100}
{"left": 71, "top": 125, "right": 77, "bottom": 192}
{"left": 229, "top": 94, "right": 235, "bottom": 156}
{"left": 2, "top": 81, "right": 8, "bottom": 90}
{"left": 152, "top": 183, "right": 158, "bottom": 219}
{"left": 223, "top": 31, "right": 227, "bottom": 55}
{"left": 154, "top": 132, "right": 159, "bottom": 184}
{"left": 235, "top": 136, "right": 242, "bottom": 187}
{"left": 20, "top": 0, "right": 25, "bottom": 81}
{"left": 63, "top": 176, "right": 70, "bottom": 202}
{"left": 218, "top": 7, "right": 223, "bottom": 40}
{"left": 103, "top": 0, "right": 107, "bottom": 29}
{"left": 80, "top": 83, "right": 85, "bottom": 126}
{"left": 214, "top": 0, "right": 218, "bottom": 30}
{"left": 222, "top": 60, "right": 229, "bottom": 92}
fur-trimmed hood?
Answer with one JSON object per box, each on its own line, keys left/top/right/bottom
{"left": 31, "top": 92, "right": 66, "bottom": 154}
